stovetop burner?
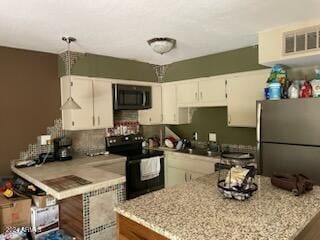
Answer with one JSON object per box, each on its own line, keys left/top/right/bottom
{"left": 106, "top": 134, "right": 163, "bottom": 160}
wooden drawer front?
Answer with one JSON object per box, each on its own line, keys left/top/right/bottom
{"left": 117, "top": 214, "right": 168, "bottom": 240}
{"left": 165, "top": 153, "right": 217, "bottom": 174}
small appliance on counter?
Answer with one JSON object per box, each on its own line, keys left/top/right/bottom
{"left": 53, "top": 137, "right": 73, "bottom": 161}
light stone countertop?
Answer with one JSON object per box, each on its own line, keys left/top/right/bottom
{"left": 115, "top": 173, "right": 320, "bottom": 240}
{"left": 11, "top": 154, "right": 126, "bottom": 200}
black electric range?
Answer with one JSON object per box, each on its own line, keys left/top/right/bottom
{"left": 106, "top": 134, "right": 164, "bottom": 199}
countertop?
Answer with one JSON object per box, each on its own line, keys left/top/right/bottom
{"left": 11, "top": 154, "right": 126, "bottom": 200}
{"left": 115, "top": 173, "right": 320, "bottom": 240}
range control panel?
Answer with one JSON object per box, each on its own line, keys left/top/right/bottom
{"left": 106, "top": 134, "right": 144, "bottom": 147}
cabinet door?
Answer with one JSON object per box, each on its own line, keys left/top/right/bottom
{"left": 162, "top": 84, "right": 176, "bottom": 124}
{"left": 162, "top": 84, "right": 190, "bottom": 124}
{"left": 198, "top": 77, "right": 227, "bottom": 106}
{"left": 227, "top": 69, "right": 269, "bottom": 127}
{"left": 138, "top": 85, "right": 162, "bottom": 125}
{"left": 167, "top": 166, "right": 186, "bottom": 188}
{"left": 93, "top": 80, "right": 114, "bottom": 129}
{"left": 177, "top": 81, "right": 199, "bottom": 107}
{"left": 61, "top": 76, "right": 94, "bottom": 130}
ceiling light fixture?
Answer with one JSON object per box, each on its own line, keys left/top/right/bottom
{"left": 60, "top": 36, "right": 81, "bottom": 110}
{"left": 147, "top": 37, "right": 176, "bottom": 54}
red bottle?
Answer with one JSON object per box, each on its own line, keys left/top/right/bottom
{"left": 300, "top": 81, "right": 312, "bottom": 98}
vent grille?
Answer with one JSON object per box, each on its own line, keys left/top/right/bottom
{"left": 283, "top": 26, "right": 320, "bottom": 55}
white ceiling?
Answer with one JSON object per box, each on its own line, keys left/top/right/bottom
{"left": 0, "top": 0, "right": 320, "bottom": 65}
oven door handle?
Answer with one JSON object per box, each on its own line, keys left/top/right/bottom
{"left": 142, "top": 91, "right": 146, "bottom": 106}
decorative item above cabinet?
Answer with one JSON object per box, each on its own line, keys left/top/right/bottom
{"left": 259, "top": 19, "right": 320, "bottom": 67}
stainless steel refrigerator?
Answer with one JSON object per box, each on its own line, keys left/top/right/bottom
{"left": 257, "top": 98, "right": 320, "bottom": 184}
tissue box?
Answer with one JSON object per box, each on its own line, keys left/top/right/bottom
{"left": 31, "top": 205, "right": 59, "bottom": 237}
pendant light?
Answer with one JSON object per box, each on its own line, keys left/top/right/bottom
{"left": 60, "top": 36, "right": 81, "bottom": 110}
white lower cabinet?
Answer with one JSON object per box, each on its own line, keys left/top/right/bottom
{"left": 138, "top": 85, "right": 162, "bottom": 125}
{"left": 165, "top": 151, "right": 218, "bottom": 188}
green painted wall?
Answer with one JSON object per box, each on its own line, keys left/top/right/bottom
{"left": 165, "top": 46, "right": 267, "bottom": 146}
{"left": 169, "top": 108, "right": 256, "bottom": 146}
{"left": 164, "top": 45, "right": 266, "bottom": 82}
{"left": 58, "top": 46, "right": 267, "bottom": 146}
{"left": 58, "top": 53, "right": 157, "bottom": 82}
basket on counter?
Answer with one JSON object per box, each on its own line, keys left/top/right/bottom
{"left": 217, "top": 152, "right": 258, "bottom": 201}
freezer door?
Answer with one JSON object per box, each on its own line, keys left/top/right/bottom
{"left": 261, "top": 142, "right": 320, "bottom": 183}
{"left": 260, "top": 99, "right": 320, "bottom": 146}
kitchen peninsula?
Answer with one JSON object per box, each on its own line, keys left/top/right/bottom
{"left": 11, "top": 154, "right": 126, "bottom": 240}
{"left": 115, "top": 173, "right": 320, "bottom": 240}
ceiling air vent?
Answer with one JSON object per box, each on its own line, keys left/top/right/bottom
{"left": 283, "top": 26, "right": 320, "bottom": 55}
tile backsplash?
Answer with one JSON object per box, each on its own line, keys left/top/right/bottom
{"left": 65, "top": 129, "right": 106, "bottom": 155}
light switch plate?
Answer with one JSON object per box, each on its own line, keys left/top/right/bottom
{"left": 209, "top": 133, "right": 216, "bottom": 142}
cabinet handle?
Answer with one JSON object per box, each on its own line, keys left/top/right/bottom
{"left": 200, "top": 92, "right": 203, "bottom": 99}
{"left": 93, "top": 116, "right": 95, "bottom": 126}
{"left": 195, "top": 92, "right": 198, "bottom": 100}
{"left": 72, "top": 121, "right": 75, "bottom": 126}
{"left": 98, "top": 116, "right": 100, "bottom": 125}
{"left": 184, "top": 172, "right": 187, "bottom": 182}
{"left": 189, "top": 173, "right": 192, "bottom": 181}
{"left": 149, "top": 117, "right": 152, "bottom": 122}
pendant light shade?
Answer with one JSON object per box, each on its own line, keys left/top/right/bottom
{"left": 60, "top": 36, "right": 81, "bottom": 110}
{"left": 61, "top": 96, "right": 81, "bottom": 110}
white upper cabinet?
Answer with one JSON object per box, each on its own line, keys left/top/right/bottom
{"left": 92, "top": 79, "right": 114, "bottom": 129}
{"left": 176, "top": 81, "right": 199, "bottom": 107}
{"left": 61, "top": 76, "right": 113, "bottom": 130}
{"left": 259, "top": 20, "right": 320, "bottom": 67}
{"left": 226, "top": 69, "right": 270, "bottom": 127}
{"left": 162, "top": 83, "right": 189, "bottom": 124}
{"left": 138, "top": 84, "right": 162, "bottom": 125}
{"left": 198, "top": 76, "right": 227, "bottom": 106}
{"left": 177, "top": 77, "right": 227, "bottom": 107}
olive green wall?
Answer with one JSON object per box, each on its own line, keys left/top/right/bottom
{"left": 59, "top": 46, "right": 267, "bottom": 146}
{"left": 169, "top": 108, "right": 256, "bottom": 146}
{"left": 163, "top": 45, "right": 266, "bottom": 82}
{"left": 58, "top": 53, "right": 157, "bottom": 81}
{"left": 165, "top": 46, "right": 267, "bottom": 146}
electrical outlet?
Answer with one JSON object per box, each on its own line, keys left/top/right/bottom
{"left": 209, "top": 133, "right": 216, "bottom": 142}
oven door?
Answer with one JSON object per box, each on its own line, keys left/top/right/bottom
{"left": 113, "top": 84, "right": 151, "bottom": 110}
{"left": 126, "top": 156, "right": 164, "bottom": 200}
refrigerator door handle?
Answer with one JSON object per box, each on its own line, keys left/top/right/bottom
{"left": 257, "top": 102, "right": 262, "bottom": 142}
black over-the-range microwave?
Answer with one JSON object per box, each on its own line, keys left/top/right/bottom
{"left": 112, "top": 84, "right": 152, "bottom": 110}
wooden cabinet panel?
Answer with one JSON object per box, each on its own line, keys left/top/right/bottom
{"left": 226, "top": 69, "right": 269, "bottom": 127}
{"left": 177, "top": 81, "right": 198, "bottom": 107}
{"left": 198, "top": 77, "right": 227, "bottom": 106}
{"left": 93, "top": 79, "right": 113, "bottom": 129}
{"left": 59, "top": 195, "right": 84, "bottom": 240}
{"left": 117, "top": 214, "right": 168, "bottom": 240}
